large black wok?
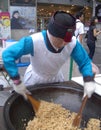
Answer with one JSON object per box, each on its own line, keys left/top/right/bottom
{"left": 3, "top": 81, "right": 101, "bottom": 130}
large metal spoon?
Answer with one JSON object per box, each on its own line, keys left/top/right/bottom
{"left": 27, "top": 94, "right": 40, "bottom": 113}
{"left": 72, "top": 95, "right": 88, "bottom": 127}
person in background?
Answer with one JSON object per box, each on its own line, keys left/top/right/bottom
{"left": 74, "top": 11, "right": 85, "bottom": 44}
{"left": 87, "top": 16, "right": 101, "bottom": 60}
{"left": 11, "top": 10, "right": 23, "bottom": 29}
{"left": 2, "top": 11, "right": 99, "bottom": 100}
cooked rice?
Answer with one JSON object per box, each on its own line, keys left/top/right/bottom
{"left": 84, "top": 118, "right": 101, "bottom": 130}
{"left": 26, "top": 100, "right": 100, "bottom": 130}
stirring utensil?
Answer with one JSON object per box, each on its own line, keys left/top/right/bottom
{"left": 72, "top": 95, "right": 88, "bottom": 127}
{"left": 27, "top": 94, "right": 40, "bottom": 113}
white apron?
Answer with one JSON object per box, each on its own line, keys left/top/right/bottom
{"left": 24, "top": 32, "right": 76, "bottom": 86}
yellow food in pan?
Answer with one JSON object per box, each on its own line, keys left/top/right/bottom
{"left": 26, "top": 101, "right": 101, "bottom": 130}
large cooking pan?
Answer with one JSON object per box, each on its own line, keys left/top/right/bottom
{"left": 3, "top": 81, "right": 101, "bottom": 130}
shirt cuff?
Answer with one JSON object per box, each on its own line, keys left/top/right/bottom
{"left": 11, "top": 75, "right": 20, "bottom": 80}
{"left": 83, "top": 76, "right": 94, "bottom": 82}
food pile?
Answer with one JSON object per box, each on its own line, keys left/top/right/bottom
{"left": 26, "top": 101, "right": 101, "bottom": 130}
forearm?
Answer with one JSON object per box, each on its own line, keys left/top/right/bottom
{"left": 96, "top": 31, "right": 101, "bottom": 36}
{"left": 79, "top": 34, "right": 83, "bottom": 44}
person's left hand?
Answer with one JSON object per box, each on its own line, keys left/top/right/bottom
{"left": 83, "top": 81, "right": 96, "bottom": 99}
{"left": 91, "top": 62, "right": 100, "bottom": 75}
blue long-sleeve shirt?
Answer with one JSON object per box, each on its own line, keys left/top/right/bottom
{"left": 2, "top": 30, "right": 93, "bottom": 79}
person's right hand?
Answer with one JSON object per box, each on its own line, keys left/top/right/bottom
{"left": 12, "top": 80, "right": 31, "bottom": 100}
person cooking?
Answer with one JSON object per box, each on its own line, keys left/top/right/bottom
{"left": 2, "top": 11, "right": 99, "bottom": 100}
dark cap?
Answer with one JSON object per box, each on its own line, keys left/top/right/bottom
{"left": 48, "top": 11, "right": 76, "bottom": 39}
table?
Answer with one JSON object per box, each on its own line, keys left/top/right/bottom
{"left": 72, "top": 74, "right": 101, "bottom": 96}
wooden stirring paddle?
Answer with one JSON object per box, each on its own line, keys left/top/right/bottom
{"left": 72, "top": 95, "right": 88, "bottom": 127}
{"left": 27, "top": 94, "right": 40, "bottom": 113}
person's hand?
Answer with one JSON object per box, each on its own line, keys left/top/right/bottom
{"left": 83, "top": 81, "right": 96, "bottom": 99}
{"left": 12, "top": 80, "right": 31, "bottom": 100}
{"left": 91, "top": 62, "right": 100, "bottom": 75}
